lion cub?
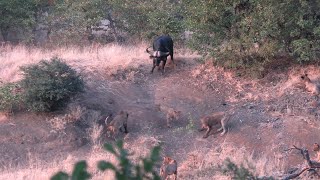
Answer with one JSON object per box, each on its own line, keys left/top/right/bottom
{"left": 300, "top": 74, "right": 320, "bottom": 95}
{"left": 160, "top": 156, "right": 177, "bottom": 180}
{"left": 156, "top": 104, "right": 181, "bottom": 128}
{"left": 105, "top": 111, "right": 129, "bottom": 139}
{"left": 198, "top": 111, "right": 232, "bottom": 138}
{"left": 166, "top": 108, "right": 181, "bottom": 128}
{"left": 313, "top": 143, "right": 320, "bottom": 162}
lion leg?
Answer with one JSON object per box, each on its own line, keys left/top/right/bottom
{"left": 173, "top": 170, "right": 177, "bottom": 180}
{"left": 198, "top": 125, "right": 206, "bottom": 132}
{"left": 220, "top": 117, "right": 227, "bottom": 136}
{"left": 203, "top": 126, "right": 211, "bottom": 138}
{"left": 167, "top": 117, "right": 172, "bottom": 128}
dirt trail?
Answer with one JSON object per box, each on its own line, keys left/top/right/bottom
{"left": 1, "top": 55, "right": 320, "bottom": 179}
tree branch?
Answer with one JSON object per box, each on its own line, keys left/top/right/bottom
{"left": 282, "top": 145, "right": 320, "bottom": 179}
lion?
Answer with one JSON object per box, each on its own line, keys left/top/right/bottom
{"left": 105, "top": 110, "right": 129, "bottom": 139}
{"left": 198, "top": 111, "right": 233, "bottom": 138}
{"left": 160, "top": 156, "right": 177, "bottom": 180}
{"left": 300, "top": 73, "right": 320, "bottom": 95}
{"left": 166, "top": 108, "right": 181, "bottom": 128}
{"left": 156, "top": 104, "right": 181, "bottom": 128}
{"left": 313, "top": 143, "right": 320, "bottom": 162}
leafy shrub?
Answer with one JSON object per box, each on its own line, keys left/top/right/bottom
{"left": 291, "top": 38, "right": 316, "bottom": 62}
{"left": 221, "top": 158, "right": 275, "bottom": 180}
{"left": 0, "top": 82, "right": 23, "bottom": 114}
{"left": 183, "top": 0, "right": 320, "bottom": 67}
{"left": 51, "top": 140, "right": 161, "bottom": 180}
{"left": 20, "top": 57, "right": 84, "bottom": 112}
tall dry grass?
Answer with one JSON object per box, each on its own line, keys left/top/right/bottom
{"left": 0, "top": 131, "right": 164, "bottom": 180}
{"left": 0, "top": 148, "right": 117, "bottom": 180}
{"left": 0, "top": 43, "right": 152, "bottom": 83}
{"left": 178, "top": 141, "right": 284, "bottom": 179}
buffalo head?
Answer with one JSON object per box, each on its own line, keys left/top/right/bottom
{"left": 146, "top": 47, "right": 170, "bottom": 66}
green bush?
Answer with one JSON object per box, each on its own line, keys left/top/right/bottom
{"left": 0, "top": 82, "right": 23, "bottom": 114}
{"left": 51, "top": 140, "right": 161, "bottom": 180}
{"left": 221, "top": 158, "right": 275, "bottom": 180}
{"left": 20, "top": 57, "right": 84, "bottom": 112}
{"left": 183, "top": 0, "right": 320, "bottom": 66}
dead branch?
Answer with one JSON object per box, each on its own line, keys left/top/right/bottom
{"left": 282, "top": 145, "right": 320, "bottom": 180}
{"left": 282, "top": 167, "right": 309, "bottom": 180}
{"left": 284, "top": 145, "right": 303, "bottom": 152}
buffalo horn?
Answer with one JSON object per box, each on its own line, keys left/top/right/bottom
{"left": 153, "top": 51, "right": 170, "bottom": 57}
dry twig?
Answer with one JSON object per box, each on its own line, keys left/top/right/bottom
{"left": 282, "top": 145, "right": 320, "bottom": 180}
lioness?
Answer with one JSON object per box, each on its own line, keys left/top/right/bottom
{"left": 160, "top": 156, "right": 177, "bottom": 180}
{"left": 198, "top": 111, "right": 232, "bottom": 138}
{"left": 106, "top": 111, "right": 129, "bottom": 139}
{"left": 300, "top": 73, "right": 320, "bottom": 95}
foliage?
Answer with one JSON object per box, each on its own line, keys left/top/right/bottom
{"left": 182, "top": 0, "right": 320, "bottom": 64}
{"left": 51, "top": 161, "right": 91, "bottom": 180}
{"left": 0, "top": 82, "right": 23, "bottom": 114}
{"left": 3, "top": 0, "right": 320, "bottom": 65}
{"left": 47, "top": 0, "right": 184, "bottom": 44}
{"left": 111, "top": 0, "right": 184, "bottom": 40}
{"left": 48, "top": 0, "right": 320, "bottom": 63}
{"left": 185, "top": 113, "right": 195, "bottom": 132}
{"left": 0, "top": 0, "right": 50, "bottom": 42}
{"left": 221, "top": 158, "right": 275, "bottom": 180}
{"left": 51, "top": 140, "right": 161, "bottom": 180}
{"left": 0, "top": 0, "right": 34, "bottom": 39}
{"left": 20, "top": 57, "right": 84, "bottom": 112}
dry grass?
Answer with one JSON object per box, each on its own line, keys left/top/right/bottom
{"left": 178, "top": 142, "right": 284, "bottom": 179}
{"left": 0, "top": 149, "right": 116, "bottom": 180}
{"left": 48, "top": 104, "right": 86, "bottom": 131}
{"left": 0, "top": 43, "right": 151, "bottom": 83}
{"left": 0, "top": 136, "right": 164, "bottom": 180}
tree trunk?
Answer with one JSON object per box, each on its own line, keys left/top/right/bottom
{"left": 0, "top": 26, "right": 10, "bottom": 42}
{"left": 106, "top": 13, "right": 119, "bottom": 43}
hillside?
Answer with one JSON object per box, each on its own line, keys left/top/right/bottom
{"left": 0, "top": 44, "right": 320, "bottom": 179}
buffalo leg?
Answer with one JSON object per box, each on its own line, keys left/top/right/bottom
{"left": 170, "top": 55, "right": 175, "bottom": 69}
{"left": 172, "top": 59, "right": 176, "bottom": 69}
{"left": 151, "top": 62, "right": 156, "bottom": 73}
{"left": 169, "top": 49, "right": 175, "bottom": 68}
{"left": 162, "top": 60, "right": 167, "bottom": 74}
{"left": 123, "top": 123, "right": 128, "bottom": 133}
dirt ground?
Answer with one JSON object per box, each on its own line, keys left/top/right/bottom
{"left": 1, "top": 51, "right": 320, "bottom": 179}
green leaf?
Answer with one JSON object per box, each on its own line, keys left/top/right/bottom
{"left": 71, "top": 161, "right": 91, "bottom": 180}
{"left": 143, "top": 160, "right": 153, "bottom": 172}
{"left": 50, "top": 172, "right": 69, "bottom": 180}
{"left": 103, "top": 143, "right": 117, "bottom": 155}
{"left": 150, "top": 146, "right": 161, "bottom": 161}
{"left": 116, "top": 140, "right": 124, "bottom": 149}
{"left": 97, "top": 161, "right": 116, "bottom": 171}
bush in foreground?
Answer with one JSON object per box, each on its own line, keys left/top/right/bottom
{"left": 221, "top": 158, "right": 275, "bottom": 180}
{"left": 51, "top": 140, "right": 161, "bottom": 180}
{"left": 20, "top": 57, "right": 84, "bottom": 112}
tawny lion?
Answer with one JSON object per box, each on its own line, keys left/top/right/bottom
{"left": 198, "top": 111, "right": 233, "bottom": 138}
{"left": 160, "top": 156, "right": 177, "bottom": 180}
{"left": 105, "top": 110, "right": 129, "bottom": 139}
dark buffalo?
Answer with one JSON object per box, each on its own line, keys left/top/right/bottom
{"left": 146, "top": 35, "right": 174, "bottom": 74}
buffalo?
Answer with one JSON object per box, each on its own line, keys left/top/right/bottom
{"left": 146, "top": 35, "right": 174, "bottom": 74}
